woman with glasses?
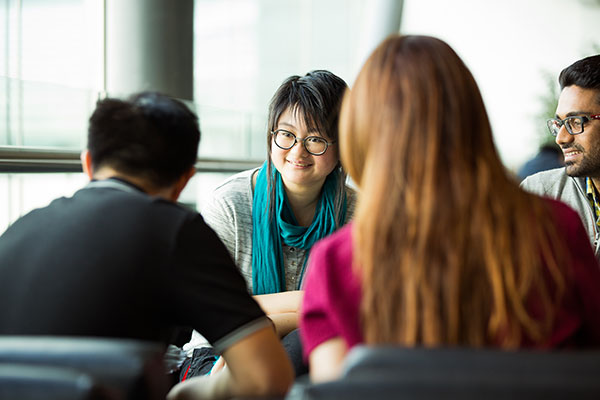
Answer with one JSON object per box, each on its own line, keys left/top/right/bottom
{"left": 300, "top": 35, "right": 600, "bottom": 382}
{"left": 180, "top": 70, "right": 355, "bottom": 379}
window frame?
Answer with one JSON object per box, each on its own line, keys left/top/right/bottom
{"left": 0, "top": 146, "right": 262, "bottom": 173}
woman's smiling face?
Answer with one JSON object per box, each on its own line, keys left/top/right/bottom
{"left": 270, "top": 107, "right": 339, "bottom": 194}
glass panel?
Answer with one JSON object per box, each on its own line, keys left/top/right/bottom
{"left": 179, "top": 171, "right": 234, "bottom": 211}
{"left": 0, "top": 172, "right": 236, "bottom": 235}
{"left": 1, "top": 0, "right": 102, "bottom": 148}
{"left": 0, "top": 1, "right": 7, "bottom": 78}
{"left": 0, "top": 173, "right": 87, "bottom": 234}
{"left": 193, "top": 0, "right": 366, "bottom": 161}
{"left": 19, "top": 0, "right": 103, "bottom": 88}
{"left": 401, "top": 0, "right": 600, "bottom": 170}
{"left": 1, "top": 77, "right": 96, "bottom": 148}
{"left": 195, "top": 105, "right": 266, "bottom": 160}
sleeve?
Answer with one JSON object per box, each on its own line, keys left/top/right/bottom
{"left": 520, "top": 174, "right": 545, "bottom": 194}
{"left": 299, "top": 241, "right": 340, "bottom": 361}
{"left": 520, "top": 170, "right": 563, "bottom": 196}
{"left": 201, "top": 186, "right": 238, "bottom": 262}
{"left": 560, "top": 204, "right": 600, "bottom": 344}
{"left": 166, "top": 214, "right": 271, "bottom": 354}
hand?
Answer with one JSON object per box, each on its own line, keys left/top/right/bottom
{"left": 167, "top": 375, "right": 215, "bottom": 400}
{"left": 210, "top": 356, "right": 226, "bottom": 375}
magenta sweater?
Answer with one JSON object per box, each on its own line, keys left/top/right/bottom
{"left": 300, "top": 199, "right": 600, "bottom": 361}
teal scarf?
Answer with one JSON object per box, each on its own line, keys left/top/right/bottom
{"left": 252, "top": 161, "right": 346, "bottom": 295}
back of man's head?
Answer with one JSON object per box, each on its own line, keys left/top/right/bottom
{"left": 559, "top": 55, "right": 600, "bottom": 94}
{"left": 88, "top": 92, "right": 200, "bottom": 188}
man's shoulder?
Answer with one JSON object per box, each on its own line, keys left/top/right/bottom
{"left": 520, "top": 167, "right": 590, "bottom": 210}
{"left": 71, "top": 184, "right": 201, "bottom": 236}
{"left": 521, "top": 166, "right": 567, "bottom": 183}
{"left": 520, "top": 167, "right": 570, "bottom": 193}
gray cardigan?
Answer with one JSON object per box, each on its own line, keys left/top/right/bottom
{"left": 184, "top": 169, "right": 357, "bottom": 356}
{"left": 521, "top": 167, "right": 600, "bottom": 259}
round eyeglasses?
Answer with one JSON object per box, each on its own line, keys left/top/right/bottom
{"left": 547, "top": 114, "right": 600, "bottom": 136}
{"left": 271, "top": 129, "right": 335, "bottom": 156}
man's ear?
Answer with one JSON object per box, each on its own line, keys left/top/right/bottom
{"left": 80, "top": 150, "right": 94, "bottom": 180}
{"left": 170, "top": 167, "right": 196, "bottom": 202}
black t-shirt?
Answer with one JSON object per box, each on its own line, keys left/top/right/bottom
{"left": 0, "top": 179, "right": 266, "bottom": 352}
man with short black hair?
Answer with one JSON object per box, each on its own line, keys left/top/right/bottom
{"left": 0, "top": 92, "right": 293, "bottom": 399}
{"left": 522, "top": 55, "right": 600, "bottom": 259}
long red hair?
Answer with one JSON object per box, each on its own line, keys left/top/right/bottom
{"left": 340, "top": 35, "right": 567, "bottom": 348}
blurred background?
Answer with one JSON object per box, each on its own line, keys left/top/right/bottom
{"left": 1, "top": 0, "right": 599, "bottom": 233}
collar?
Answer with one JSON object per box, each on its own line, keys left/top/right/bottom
{"left": 86, "top": 177, "right": 147, "bottom": 194}
{"left": 585, "top": 177, "right": 600, "bottom": 226}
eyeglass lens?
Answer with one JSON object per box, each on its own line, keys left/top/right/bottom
{"left": 547, "top": 116, "right": 585, "bottom": 136}
{"left": 274, "top": 130, "right": 328, "bottom": 155}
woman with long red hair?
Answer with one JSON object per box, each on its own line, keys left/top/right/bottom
{"left": 300, "top": 35, "right": 600, "bottom": 382}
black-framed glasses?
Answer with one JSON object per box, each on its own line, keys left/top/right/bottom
{"left": 547, "top": 114, "right": 600, "bottom": 136}
{"left": 271, "top": 129, "right": 335, "bottom": 156}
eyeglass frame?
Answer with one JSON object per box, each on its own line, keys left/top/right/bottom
{"left": 271, "top": 129, "right": 336, "bottom": 156}
{"left": 547, "top": 114, "right": 600, "bottom": 136}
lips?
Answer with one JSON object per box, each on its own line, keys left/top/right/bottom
{"left": 286, "top": 159, "right": 312, "bottom": 168}
{"left": 563, "top": 149, "right": 582, "bottom": 163}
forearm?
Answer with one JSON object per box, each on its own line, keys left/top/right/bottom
{"left": 167, "top": 371, "right": 233, "bottom": 400}
{"left": 253, "top": 290, "right": 304, "bottom": 315}
{"left": 309, "top": 337, "right": 348, "bottom": 383}
{"left": 269, "top": 312, "right": 298, "bottom": 338}
{"left": 167, "top": 368, "right": 265, "bottom": 400}
{"left": 167, "top": 328, "right": 293, "bottom": 399}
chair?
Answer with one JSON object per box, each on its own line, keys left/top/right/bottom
{"left": 0, "top": 363, "right": 95, "bottom": 400}
{"left": 286, "top": 346, "right": 600, "bottom": 399}
{"left": 0, "top": 336, "right": 168, "bottom": 399}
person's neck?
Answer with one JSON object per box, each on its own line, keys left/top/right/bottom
{"left": 92, "top": 167, "right": 173, "bottom": 200}
{"left": 284, "top": 182, "right": 323, "bottom": 227}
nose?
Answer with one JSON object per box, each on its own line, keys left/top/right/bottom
{"left": 290, "top": 138, "right": 310, "bottom": 156}
{"left": 555, "top": 124, "right": 574, "bottom": 147}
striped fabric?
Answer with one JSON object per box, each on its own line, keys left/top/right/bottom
{"left": 585, "top": 177, "right": 600, "bottom": 231}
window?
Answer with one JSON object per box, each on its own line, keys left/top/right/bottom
{"left": 0, "top": 0, "right": 373, "bottom": 233}
{"left": 2, "top": 0, "right": 102, "bottom": 148}
{"left": 193, "top": 0, "right": 367, "bottom": 160}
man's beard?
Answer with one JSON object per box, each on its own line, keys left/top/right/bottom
{"left": 564, "top": 143, "right": 600, "bottom": 178}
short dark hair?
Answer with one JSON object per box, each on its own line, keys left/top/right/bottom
{"left": 88, "top": 92, "right": 200, "bottom": 188}
{"left": 559, "top": 55, "right": 600, "bottom": 92}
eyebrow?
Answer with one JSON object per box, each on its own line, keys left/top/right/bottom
{"left": 277, "top": 122, "right": 321, "bottom": 136}
{"left": 556, "top": 111, "right": 596, "bottom": 118}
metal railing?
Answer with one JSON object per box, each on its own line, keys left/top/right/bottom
{"left": 0, "top": 146, "right": 262, "bottom": 173}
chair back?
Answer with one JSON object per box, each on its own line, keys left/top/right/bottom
{"left": 0, "top": 363, "right": 94, "bottom": 400}
{"left": 0, "top": 336, "right": 167, "bottom": 400}
{"left": 287, "top": 346, "right": 600, "bottom": 400}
